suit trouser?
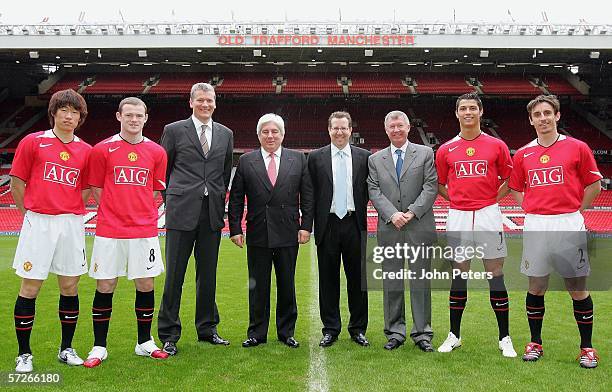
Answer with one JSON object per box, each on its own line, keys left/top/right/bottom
{"left": 246, "top": 245, "right": 298, "bottom": 341}
{"left": 158, "top": 196, "right": 221, "bottom": 343}
{"left": 317, "top": 213, "right": 368, "bottom": 337}
{"left": 381, "top": 239, "right": 433, "bottom": 344}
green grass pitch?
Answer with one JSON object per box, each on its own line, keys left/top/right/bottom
{"left": 0, "top": 236, "right": 609, "bottom": 391}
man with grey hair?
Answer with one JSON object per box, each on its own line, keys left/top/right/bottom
{"left": 158, "top": 82, "right": 234, "bottom": 355}
{"left": 228, "top": 113, "right": 313, "bottom": 348}
{"left": 367, "top": 110, "right": 437, "bottom": 352}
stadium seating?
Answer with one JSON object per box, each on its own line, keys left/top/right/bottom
{"left": 479, "top": 74, "right": 542, "bottom": 95}
{"left": 348, "top": 73, "right": 409, "bottom": 94}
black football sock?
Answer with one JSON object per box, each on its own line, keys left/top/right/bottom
{"left": 92, "top": 290, "right": 113, "bottom": 347}
{"left": 526, "top": 292, "right": 545, "bottom": 345}
{"left": 135, "top": 290, "right": 155, "bottom": 345}
{"left": 488, "top": 275, "right": 510, "bottom": 340}
{"left": 573, "top": 296, "right": 594, "bottom": 348}
{"left": 59, "top": 294, "right": 79, "bottom": 351}
{"left": 449, "top": 276, "right": 468, "bottom": 338}
{"left": 14, "top": 296, "right": 36, "bottom": 355}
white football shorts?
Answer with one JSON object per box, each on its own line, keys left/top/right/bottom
{"left": 13, "top": 211, "right": 87, "bottom": 280}
{"left": 521, "top": 211, "right": 590, "bottom": 278}
{"left": 89, "top": 236, "right": 164, "bottom": 280}
{"left": 446, "top": 203, "right": 507, "bottom": 262}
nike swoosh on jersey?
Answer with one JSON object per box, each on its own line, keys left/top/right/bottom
{"left": 108, "top": 147, "right": 120, "bottom": 153}
{"left": 523, "top": 152, "right": 535, "bottom": 158}
{"left": 449, "top": 146, "right": 459, "bottom": 152}
{"left": 146, "top": 266, "right": 154, "bottom": 270}
{"left": 39, "top": 143, "right": 53, "bottom": 148}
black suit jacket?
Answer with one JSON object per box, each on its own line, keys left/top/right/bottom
{"left": 308, "top": 144, "right": 371, "bottom": 245}
{"left": 228, "top": 147, "right": 314, "bottom": 248}
{"left": 161, "top": 118, "right": 233, "bottom": 231}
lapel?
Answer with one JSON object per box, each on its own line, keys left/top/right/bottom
{"left": 183, "top": 119, "right": 206, "bottom": 159}
{"left": 381, "top": 146, "right": 398, "bottom": 185}
{"left": 276, "top": 147, "right": 295, "bottom": 187}
{"left": 249, "top": 150, "right": 272, "bottom": 193}
{"left": 350, "top": 145, "right": 359, "bottom": 189}
{"left": 323, "top": 145, "right": 333, "bottom": 186}
{"left": 208, "top": 121, "right": 220, "bottom": 157}
{"left": 399, "top": 142, "right": 417, "bottom": 180}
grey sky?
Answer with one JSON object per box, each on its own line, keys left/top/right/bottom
{"left": 1, "top": 1, "right": 610, "bottom": 24}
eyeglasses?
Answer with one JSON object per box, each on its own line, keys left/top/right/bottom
{"left": 330, "top": 127, "right": 350, "bottom": 132}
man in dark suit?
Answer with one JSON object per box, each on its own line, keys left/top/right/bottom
{"left": 158, "top": 83, "right": 233, "bottom": 355}
{"left": 228, "top": 113, "right": 313, "bottom": 348}
{"left": 307, "top": 111, "right": 370, "bottom": 348}
{"left": 367, "top": 110, "right": 437, "bottom": 352}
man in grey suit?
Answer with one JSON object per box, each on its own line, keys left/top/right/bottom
{"left": 367, "top": 110, "right": 437, "bottom": 352}
{"left": 158, "top": 83, "right": 233, "bottom": 355}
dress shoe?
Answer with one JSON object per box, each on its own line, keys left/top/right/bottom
{"left": 282, "top": 337, "right": 300, "bottom": 348}
{"left": 242, "top": 338, "right": 265, "bottom": 348}
{"left": 199, "top": 333, "right": 230, "bottom": 346}
{"left": 351, "top": 333, "right": 370, "bottom": 347}
{"left": 162, "top": 342, "right": 178, "bottom": 356}
{"left": 384, "top": 338, "right": 404, "bottom": 350}
{"left": 319, "top": 334, "right": 338, "bottom": 347}
{"left": 415, "top": 340, "right": 434, "bottom": 352}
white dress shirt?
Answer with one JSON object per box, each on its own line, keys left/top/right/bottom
{"left": 261, "top": 146, "right": 282, "bottom": 177}
{"left": 391, "top": 140, "right": 409, "bottom": 167}
{"left": 192, "top": 115, "right": 212, "bottom": 149}
{"left": 330, "top": 144, "right": 355, "bottom": 213}
{"left": 192, "top": 115, "right": 212, "bottom": 195}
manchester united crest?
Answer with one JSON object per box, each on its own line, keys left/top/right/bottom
{"left": 23, "top": 261, "right": 33, "bottom": 272}
{"left": 60, "top": 152, "right": 70, "bottom": 161}
{"left": 540, "top": 154, "right": 550, "bottom": 164}
{"left": 466, "top": 147, "right": 476, "bottom": 157}
{"left": 128, "top": 152, "right": 138, "bottom": 162}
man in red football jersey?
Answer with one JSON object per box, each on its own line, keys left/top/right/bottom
{"left": 10, "top": 89, "right": 91, "bottom": 373}
{"left": 436, "top": 92, "right": 517, "bottom": 357}
{"left": 82, "top": 97, "right": 169, "bottom": 368}
{"left": 509, "top": 94, "right": 602, "bottom": 368}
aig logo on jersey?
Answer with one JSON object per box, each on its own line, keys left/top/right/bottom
{"left": 114, "top": 166, "right": 149, "bottom": 186}
{"left": 454, "top": 160, "right": 488, "bottom": 178}
{"left": 43, "top": 162, "right": 80, "bottom": 187}
{"left": 528, "top": 166, "right": 564, "bottom": 187}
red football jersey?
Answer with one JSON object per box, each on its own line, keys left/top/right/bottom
{"left": 88, "top": 134, "right": 167, "bottom": 239}
{"left": 436, "top": 132, "right": 513, "bottom": 211}
{"left": 10, "top": 130, "right": 91, "bottom": 215}
{"left": 509, "top": 135, "right": 602, "bottom": 215}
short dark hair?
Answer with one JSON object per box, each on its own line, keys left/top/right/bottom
{"left": 455, "top": 92, "right": 483, "bottom": 111}
{"left": 118, "top": 97, "right": 147, "bottom": 113}
{"left": 526, "top": 94, "right": 560, "bottom": 116}
{"left": 47, "top": 89, "right": 88, "bottom": 130}
{"left": 328, "top": 111, "right": 352, "bottom": 128}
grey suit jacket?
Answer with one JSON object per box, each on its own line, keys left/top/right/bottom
{"left": 161, "top": 118, "right": 233, "bottom": 231}
{"left": 367, "top": 142, "right": 437, "bottom": 246}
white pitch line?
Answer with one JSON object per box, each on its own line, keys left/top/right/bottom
{"left": 307, "top": 241, "right": 329, "bottom": 392}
